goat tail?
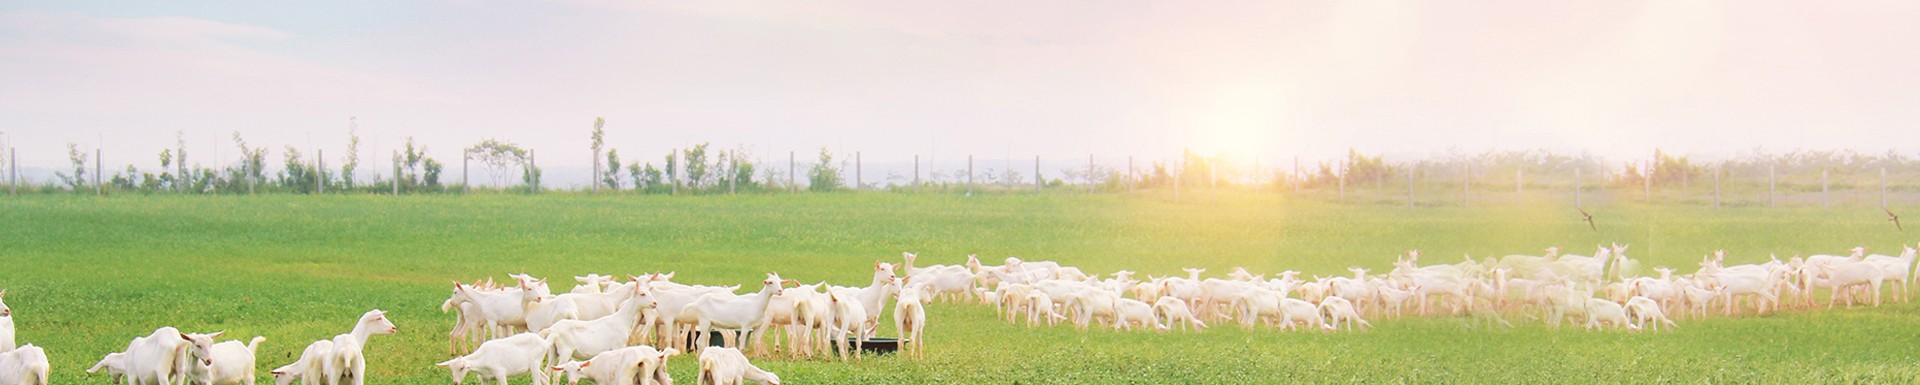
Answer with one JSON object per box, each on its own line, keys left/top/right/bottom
{"left": 247, "top": 336, "right": 266, "bottom": 353}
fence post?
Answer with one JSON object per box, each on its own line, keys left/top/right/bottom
{"left": 528, "top": 149, "right": 537, "bottom": 194}
{"left": 1034, "top": 155, "right": 1041, "bottom": 194}
{"left": 729, "top": 155, "right": 738, "bottom": 194}
{"left": 95, "top": 148, "right": 103, "bottom": 196}
{"left": 788, "top": 150, "right": 796, "bottom": 193}
{"left": 1087, "top": 154, "right": 1095, "bottom": 193}
{"left": 1209, "top": 157, "right": 1217, "bottom": 198}
{"left": 462, "top": 153, "right": 469, "bottom": 194}
{"left": 1173, "top": 156, "right": 1180, "bottom": 200}
{"left": 8, "top": 148, "right": 15, "bottom": 195}
{"left": 1575, "top": 167, "right": 1582, "bottom": 208}
{"left": 855, "top": 151, "right": 862, "bottom": 191}
{"left": 914, "top": 155, "right": 921, "bottom": 193}
{"left": 1127, "top": 156, "right": 1135, "bottom": 194}
{"left": 1882, "top": 167, "right": 1889, "bottom": 208}
{"left": 1768, "top": 164, "right": 1776, "bottom": 208}
{"left": 393, "top": 150, "right": 401, "bottom": 195}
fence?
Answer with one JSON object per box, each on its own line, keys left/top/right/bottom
{"left": 3, "top": 144, "right": 1918, "bottom": 210}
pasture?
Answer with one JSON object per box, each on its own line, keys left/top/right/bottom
{"left": 2, "top": 193, "right": 1918, "bottom": 383}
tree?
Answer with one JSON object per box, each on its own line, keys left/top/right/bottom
{"left": 280, "top": 146, "right": 321, "bottom": 193}
{"left": 590, "top": 117, "right": 605, "bottom": 191}
{"left": 157, "top": 148, "right": 174, "bottom": 191}
{"left": 175, "top": 131, "right": 189, "bottom": 193}
{"left": 55, "top": 143, "right": 86, "bottom": 191}
{"left": 808, "top": 147, "right": 842, "bottom": 192}
{"left": 343, "top": 117, "right": 361, "bottom": 189}
{"left": 467, "top": 139, "right": 529, "bottom": 188}
{"left": 603, "top": 148, "right": 623, "bottom": 190}
{"left": 686, "top": 143, "right": 710, "bottom": 188}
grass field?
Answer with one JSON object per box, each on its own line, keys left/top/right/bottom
{"left": 3, "top": 193, "right": 1919, "bottom": 383}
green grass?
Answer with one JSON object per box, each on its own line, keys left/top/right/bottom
{"left": 3, "top": 193, "right": 1918, "bottom": 384}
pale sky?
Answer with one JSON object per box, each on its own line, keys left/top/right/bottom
{"left": 2, "top": 1, "right": 1917, "bottom": 185}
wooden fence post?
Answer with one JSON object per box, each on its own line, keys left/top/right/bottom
{"left": 855, "top": 151, "right": 862, "bottom": 191}
{"left": 95, "top": 148, "right": 103, "bottom": 196}
{"left": 1407, "top": 165, "right": 1415, "bottom": 209}
{"left": 1034, "top": 155, "right": 1041, "bottom": 193}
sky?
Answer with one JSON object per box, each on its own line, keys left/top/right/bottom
{"left": 1, "top": 1, "right": 1917, "bottom": 185}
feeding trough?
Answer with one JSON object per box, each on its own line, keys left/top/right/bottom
{"left": 847, "top": 337, "right": 906, "bottom": 355}
{"left": 703, "top": 330, "right": 753, "bottom": 348}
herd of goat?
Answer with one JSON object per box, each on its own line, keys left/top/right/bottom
{"left": 0, "top": 241, "right": 1914, "bottom": 385}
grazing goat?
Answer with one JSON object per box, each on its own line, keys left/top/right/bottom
{"left": 88, "top": 352, "right": 130, "bottom": 384}
{"left": 270, "top": 340, "right": 333, "bottom": 385}
{"left": 1624, "top": 296, "right": 1677, "bottom": 332}
{"left": 1318, "top": 296, "right": 1371, "bottom": 331}
{"left": 0, "top": 344, "right": 48, "bottom": 385}
{"left": 1583, "top": 299, "right": 1638, "bottom": 331}
{"left": 436, "top": 332, "right": 552, "bottom": 385}
{"left": 326, "top": 310, "right": 398, "bottom": 385}
{"left": 125, "top": 327, "right": 192, "bottom": 385}
{"left": 1151, "top": 297, "right": 1207, "bottom": 332}
{"left": 696, "top": 347, "right": 780, "bottom": 385}
{"left": 551, "top": 345, "right": 678, "bottom": 385}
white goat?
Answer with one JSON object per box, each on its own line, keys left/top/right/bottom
{"left": 894, "top": 283, "right": 929, "bottom": 359}
{"left": 269, "top": 340, "right": 332, "bottom": 385}
{"left": 88, "top": 352, "right": 130, "bottom": 384}
{"left": 325, "top": 309, "right": 398, "bottom": 385}
{"left": 1111, "top": 297, "right": 1163, "bottom": 332}
{"left": 180, "top": 332, "right": 265, "bottom": 385}
{"left": 826, "top": 290, "right": 867, "bottom": 361}
{"left": 696, "top": 347, "right": 780, "bottom": 385}
{"left": 0, "top": 290, "right": 12, "bottom": 352}
{"left": 684, "top": 273, "right": 791, "bottom": 351}
{"left": 436, "top": 332, "right": 552, "bottom": 385}
{"left": 1318, "top": 296, "right": 1371, "bottom": 331}
{"left": 1584, "top": 298, "right": 1638, "bottom": 331}
{"left": 1151, "top": 297, "right": 1207, "bottom": 332}
{"left": 542, "top": 284, "right": 657, "bottom": 367}
{"left": 1623, "top": 296, "right": 1677, "bottom": 332}
{"left": 551, "top": 345, "right": 678, "bottom": 385}
{"left": 0, "top": 344, "right": 48, "bottom": 385}
{"left": 124, "top": 327, "right": 191, "bottom": 385}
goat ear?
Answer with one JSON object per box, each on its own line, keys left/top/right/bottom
{"left": 579, "top": 361, "right": 591, "bottom": 368}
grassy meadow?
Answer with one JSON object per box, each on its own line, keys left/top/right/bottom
{"left": 2, "top": 192, "right": 1918, "bottom": 383}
